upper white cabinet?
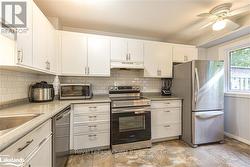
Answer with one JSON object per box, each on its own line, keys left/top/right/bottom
{"left": 16, "top": 0, "right": 33, "bottom": 67}
{"left": 110, "top": 37, "right": 144, "bottom": 69}
{"left": 33, "top": 2, "right": 57, "bottom": 73}
{"left": 87, "top": 35, "right": 110, "bottom": 76}
{"left": 144, "top": 41, "right": 172, "bottom": 78}
{"left": 172, "top": 44, "right": 198, "bottom": 63}
{"left": 61, "top": 31, "right": 88, "bottom": 76}
{"left": 60, "top": 31, "right": 110, "bottom": 77}
{"left": 0, "top": 0, "right": 57, "bottom": 74}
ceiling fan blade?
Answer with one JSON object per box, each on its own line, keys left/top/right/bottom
{"left": 199, "top": 21, "right": 214, "bottom": 30}
{"left": 228, "top": 4, "right": 250, "bottom": 17}
{"left": 224, "top": 19, "right": 240, "bottom": 30}
{"left": 197, "top": 13, "right": 211, "bottom": 17}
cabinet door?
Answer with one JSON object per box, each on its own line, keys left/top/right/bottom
{"left": 87, "top": 35, "right": 110, "bottom": 76}
{"left": 47, "top": 22, "right": 57, "bottom": 73}
{"left": 61, "top": 31, "right": 87, "bottom": 75}
{"left": 144, "top": 41, "right": 172, "bottom": 78}
{"left": 173, "top": 45, "right": 198, "bottom": 63}
{"left": 16, "top": 0, "right": 33, "bottom": 67}
{"left": 32, "top": 3, "right": 48, "bottom": 70}
{"left": 127, "top": 39, "right": 144, "bottom": 62}
{"left": 110, "top": 37, "right": 127, "bottom": 62}
{"left": 27, "top": 136, "right": 52, "bottom": 167}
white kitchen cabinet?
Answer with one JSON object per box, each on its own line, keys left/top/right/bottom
{"left": 172, "top": 44, "right": 198, "bottom": 63}
{"left": 26, "top": 136, "right": 52, "bottom": 167}
{"left": 61, "top": 31, "right": 88, "bottom": 76}
{"left": 127, "top": 39, "right": 144, "bottom": 62}
{"left": 16, "top": 0, "right": 33, "bottom": 67}
{"left": 72, "top": 103, "right": 110, "bottom": 152}
{"left": 47, "top": 22, "right": 57, "bottom": 73}
{"left": 1, "top": 120, "right": 52, "bottom": 167}
{"left": 110, "top": 37, "right": 144, "bottom": 69}
{"left": 144, "top": 41, "right": 173, "bottom": 78}
{"left": 151, "top": 100, "right": 182, "bottom": 141}
{"left": 87, "top": 35, "right": 110, "bottom": 76}
{"left": 32, "top": 3, "right": 48, "bottom": 71}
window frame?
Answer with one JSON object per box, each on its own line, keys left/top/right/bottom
{"left": 226, "top": 44, "right": 250, "bottom": 93}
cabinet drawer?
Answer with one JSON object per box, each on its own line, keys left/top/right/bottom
{"left": 2, "top": 120, "right": 51, "bottom": 159}
{"left": 74, "top": 122, "right": 110, "bottom": 134}
{"left": 151, "top": 100, "right": 181, "bottom": 109}
{"left": 151, "top": 108, "right": 181, "bottom": 125}
{"left": 152, "top": 123, "right": 181, "bottom": 140}
{"left": 74, "top": 113, "right": 109, "bottom": 123}
{"left": 73, "top": 103, "right": 110, "bottom": 114}
{"left": 74, "top": 132, "right": 109, "bottom": 150}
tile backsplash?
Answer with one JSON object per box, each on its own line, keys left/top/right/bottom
{"left": 0, "top": 69, "right": 55, "bottom": 106}
{"left": 0, "top": 69, "right": 161, "bottom": 105}
{"left": 59, "top": 69, "right": 162, "bottom": 94}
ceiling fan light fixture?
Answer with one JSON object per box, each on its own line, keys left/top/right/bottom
{"left": 212, "top": 20, "right": 226, "bottom": 31}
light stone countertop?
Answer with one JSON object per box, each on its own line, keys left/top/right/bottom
{"left": 0, "top": 95, "right": 110, "bottom": 152}
{"left": 0, "top": 93, "right": 181, "bottom": 152}
{"left": 142, "top": 92, "right": 182, "bottom": 101}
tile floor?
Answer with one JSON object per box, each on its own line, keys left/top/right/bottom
{"left": 67, "top": 138, "right": 250, "bottom": 167}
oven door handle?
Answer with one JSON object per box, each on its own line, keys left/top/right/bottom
{"left": 112, "top": 108, "right": 150, "bottom": 114}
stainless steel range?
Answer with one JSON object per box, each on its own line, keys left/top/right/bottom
{"left": 109, "top": 86, "right": 151, "bottom": 153}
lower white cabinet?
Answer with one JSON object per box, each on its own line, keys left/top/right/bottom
{"left": 151, "top": 100, "right": 182, "bottom": 141}
{"left": 1, "top": 120, "right": 52, "bottom": 167}
{"left": 72, "top": 103, "right": 110, "bottom": 151}
{"left": 25, "top": 136, "right": 52, "bottom": 167}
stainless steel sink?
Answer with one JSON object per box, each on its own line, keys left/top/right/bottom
{"left": 0, "top": 114, "right": 42, "bottom": 135}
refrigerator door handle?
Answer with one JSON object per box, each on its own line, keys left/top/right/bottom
{"left": 194, "top": 68, "right": 200, "bottom": 103}
{"left": 196, "top": 111, "right": 224, "bottom": 119}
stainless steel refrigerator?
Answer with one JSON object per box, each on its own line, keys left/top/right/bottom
{"left": 172, "top": 60, "right": 224, "bottom": 147}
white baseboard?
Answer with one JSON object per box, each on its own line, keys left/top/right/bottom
{"left": 224, "top": 132, "right": 250, "bottom": 145}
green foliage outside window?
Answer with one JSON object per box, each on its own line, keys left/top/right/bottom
{"left": 230, "top": 47, "right": 250, "bottom": 68}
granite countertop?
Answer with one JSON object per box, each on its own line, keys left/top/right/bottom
{"left": 142, "top": 92, "right": 182, "bottom": 101}
{"left": 0, "top": 95, "right": 110, "bottom": 152}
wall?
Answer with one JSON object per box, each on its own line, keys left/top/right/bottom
{"left": 59, "top": 69, "right": 162, "bottom": 94}
{"left": 0, "top": 69, "right": 56, "bottom": 106}
{"left": 0, "top": 69, "right": 161, "bottom": 106}
{"left": 204, "top": 34, "right": 250, "bottom": 144}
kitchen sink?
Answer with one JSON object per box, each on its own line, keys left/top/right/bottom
{"left": 0, "top": 113, "right": 42, "bottom": 135}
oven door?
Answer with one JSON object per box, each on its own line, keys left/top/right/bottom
{"left": 111, "top": 107, "right": 151, "bottom": 145}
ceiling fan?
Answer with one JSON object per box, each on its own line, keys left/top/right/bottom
{"left": 197, "top": 3, "right": 250, "bottom": 31}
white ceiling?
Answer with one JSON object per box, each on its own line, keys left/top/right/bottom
{"left": 35, "top": 0, "right": 250, "bottom": 44}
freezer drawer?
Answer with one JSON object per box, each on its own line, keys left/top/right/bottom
{"left": 192, "top": 111, "right": 224, "bottom": 145}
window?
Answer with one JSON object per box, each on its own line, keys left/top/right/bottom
{"left": 229, "top": 47, "right": 250, "bottom": 92}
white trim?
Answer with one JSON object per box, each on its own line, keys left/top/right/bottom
{"left": 224, "top": 132, "right": 250, "bottom": 145}
{"left": 222, "top": 42, "right": 250, "bottom": 93}
{"left": 225, "top": 92, "right": 250, "bottom": 99}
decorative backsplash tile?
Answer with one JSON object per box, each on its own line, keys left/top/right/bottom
{"left": 0, "top": 69, "right": 55, "bottom": 106}
{"left": 59, "top": 69, "right": 162, "bottom": 94}
{"left": 0, "top": 69, "right": 161, "bottom": 105}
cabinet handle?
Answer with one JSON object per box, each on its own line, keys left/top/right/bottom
{"left": 164, "top": 125, "right": 170, "bottom": 128}
{"left": 128, "top": 53, "right": 131, "bottom": 61}
{"left": 165, "top": 102, "right": 171, "bottom": 104}
{"left": 164, "top": 110, "right": 170, "bottom": 113}
{"left": 126, "top": 54, "right": 128, "bottom": 61}
{"left": 88, "top": 125, "right": 97, "bottom": 128}
{"left": 18, "top": 139, "right": 34, "bottom": 152}
{"left": 184, "top": 56, "right": 188, "bottom": 61}
{"left": 89, "top": 116, "right": 97, "bottom": 118}
{"left": 88, "top": 134, "right": 97, "bottom": 137}
{"left": 87, "top": 67, "right": 90, "bottom": 75}
{"left": 89, "top": 106, "right": 97, "bottom": 109}
{"left": 17, "top": 50, "right": 23, "bottom": 63}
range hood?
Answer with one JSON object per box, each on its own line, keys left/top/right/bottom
{"left": 111, "top": 61, "right": 144, "bottom": 69}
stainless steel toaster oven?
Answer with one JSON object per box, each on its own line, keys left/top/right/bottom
{"left": 59, "top": 84, "right": 93, "bottom": 100}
